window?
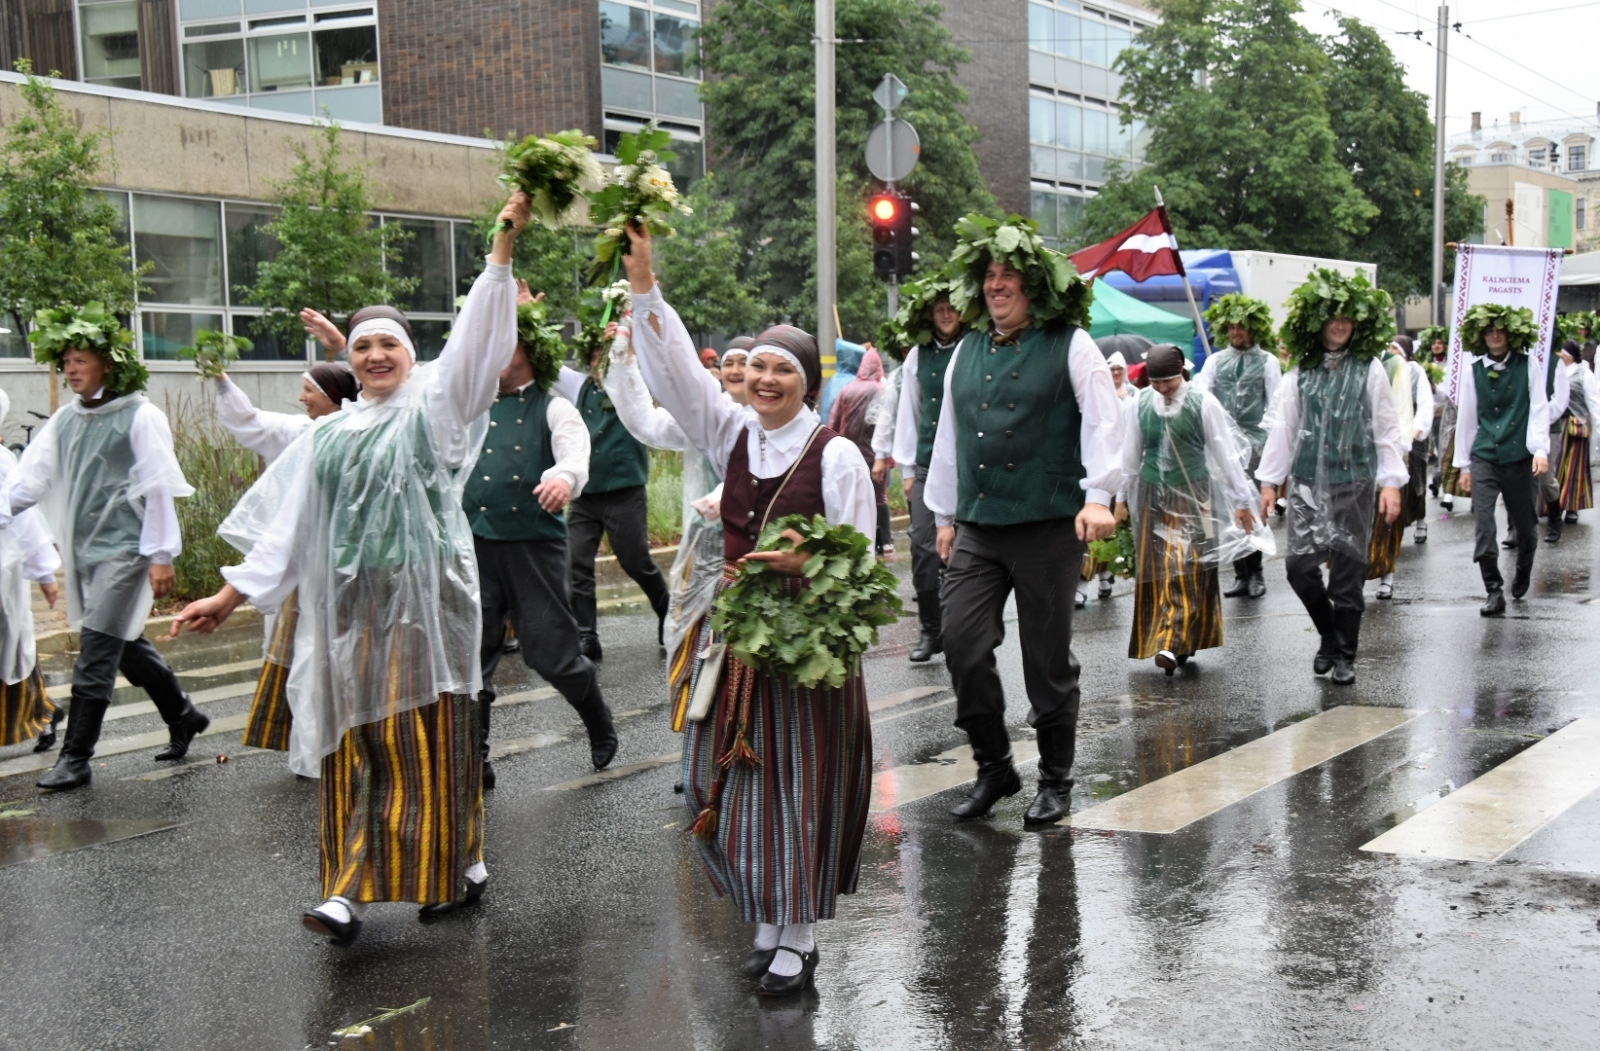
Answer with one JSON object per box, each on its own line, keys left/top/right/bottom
{"left": 1032, "top": 188, "right": 1060, "bottom": 240}
{"left": 1528, "top": 148, "right": 1546, "bottom": 167}
{"left": 1579, "top": 197, "right": 1588, "bottom": 231}
{"left": 1056, "top": 100, "right": 1082, "bottom": 150}
{"left": 140, "top": 312, "right": 225, "bottom": 362}
{"left": 1491, "top": 152, "right": 1510, "bottom": 163}
{"left": 1571, "top": 145, "right": 1588, "bottom": 172}
{"left": 79, "top": 1, "right": 141, "bottom": 89}
{"left": 183, "top": 37, "right": 246, "bottom": 97}
{"left": 315, "top": 25, "right": 379, "bottom": 86}
{"left": 249, "top": 32, "right": 313, "bottom": 93}
{"left": 1082, "top": 107, "right": 1109, "bottom": 155}
{"left": 178, "top": 6, "right": 380, "bottom": 119}
{"left": 1106, "top": 25, "right": 1131, "bottom": 67}
{"left": 389, "top": 218, "right": 454, "bottom": 315}
{"left": 601, "top": 2, "right": 651, "bottom": 69}
{"left": 224, "top": 203, "right": 280, "bottom": 299}
{"left": 1029, "top": 3, "right": 1053, "bottom": 51}
{"left": 653, "top": 13, "right": 697, "bottom": 76}
{"left": 1030, "top": 95, "right": 1055, "bottom": 146}
{"left": 1056, "top": 11, "right": 1081, "bottom": 60}
{"left": 1081, "top": 18, "right": 1107, "bottom": 67}
{"left": 132, "top": 195, "right": 224, "bottom": 308}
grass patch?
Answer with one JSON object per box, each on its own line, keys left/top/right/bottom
{"left": 647, "top": 446, "right": 683, "bottom": 546}
{"left": 164, "top": 394, "right": 261, "bottom": 603}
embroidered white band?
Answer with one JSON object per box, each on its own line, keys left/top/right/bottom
{"left": 748, "top": 344, "right": 805, "bottom": 379}
{"left": 721, "top": 346, "right": 749, "bottom": 366}
{"left": 346, "top": 318, "right": 416, "bottom": 362}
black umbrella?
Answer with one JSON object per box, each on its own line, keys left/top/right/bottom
{"left": 1095, "top": 333, "right": 1153, "bottom": 364}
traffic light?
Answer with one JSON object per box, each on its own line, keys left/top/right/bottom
{"left": 868, "top": 191, "right": 920, "bottom": 280}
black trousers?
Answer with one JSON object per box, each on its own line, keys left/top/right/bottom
{"left": 907, "top": 464, "right": 945, "bottom": 597}
{"left": 1285, "top": 550, "right": 1368, "bottom": 640}
{"left": 477, "top": 535, "right": 606, "bottom": 729}
{"left": 63, "top": 628, "right": 189, "bottom": 760}
{"left": 944, "top": 519, "right": 1085, "bottom": 745}
{"left": 1470, "top": 456, "right": 1538, "bottom": 586}
{"left": 567, "top": 485, "right": 670, "bottom": 640}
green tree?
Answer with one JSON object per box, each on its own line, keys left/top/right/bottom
{"left": 464, "top": 211, "right": 589, "bottom": 323}
{"left": 1080, "top": 0, "right": 1376, "bottom": 257}
{"left": 1322, "top": 16, "right": 1482, "bottom": 299}
{"left": 698, "top": 0, "right": 997, "bottom": 335}
{"left": 0, "top": 62, "right": 145, "bottom": 344}
{"left": 241, "top": 121, "right": 414, "bottom": 343}
{"left": 654, "top": 175, "right": 772, "bottom": 345}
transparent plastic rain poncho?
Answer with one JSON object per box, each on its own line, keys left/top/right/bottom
{"left": 1197, "top": 345, "right": 1276, "bottom": 449}
{"left": 0, "top": 391, "right": 61, "bottom": 684}
{"left": 1123, "top": 383, "right": 1273, "bottom": 586}
{"left": 13, "top": 394, "right": 192, "bottom": 641}
{"left": 599, "top": 329, "right": 726, "bottom": 656}
{"left": 1265, "top": 352, "right": 1403, "bottom": 561}
{"left": 219, "top": 266, "right": 514, "bottom": 776}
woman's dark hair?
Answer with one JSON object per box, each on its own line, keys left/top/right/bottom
{"left": 1564, "top": 339, "right": 1582, "bottom": 357}
{"left": 725, "top": 335, "right": 755, "bottom": 355}
{"left": 308, "top": 362, "right": 360, "bottom": 405}
{"left": 753, "top": 325, "right": 822, "bottom": 402}
{"left": 346, "top": 305, "right": 414, "bottom": 342}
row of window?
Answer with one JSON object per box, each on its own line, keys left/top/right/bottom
{"left": 0, "top": 190, "right": 479, "bottom": 366}
{"left": 1030, "top": 95, "right": 1145, "bottom": 159}
{"left": 1032, "top": 187, "right": 1090, "bottom": 250}
{"left": 600, "top": 0, "right": 699, "bottom": 79}
{"left": 1458, "top": 144, "right": 1588, "bottom": 172}
{"left": 1028, "top": 2, "right": 1141, "bottom": 70}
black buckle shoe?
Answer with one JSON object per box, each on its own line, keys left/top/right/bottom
{"left": 757, "top": 945, "right": 819, "bottom": 996}
{"left": 950, "top": 764, "right": 1022, "bottom": 819}
{"left": 1313, "top": 645, "right": 1335, "bottom": 676}
{"left": 302, "top": 907, "right": 362, "bottom": 947}
{"left": 36, "top": 755, "right": 91, "bottom": 791}
{"left": 1565, "top": 511, "right": 1579, "bottom": 524}
{"left": 154, "top": 706, "right": 210, "bottom": 761}
{"left": 33, "top": 707, "right": 65, "bottom": 753}
{"left": 590, "top": 732, "right": 619, "bottom": 771}
{"left": 1330, "top": 657, "right": 1356, "bottom": 686}
{"left": 1480, "top": 589, "right": 1506, "bottom": 617}
{"left": 1511, "top": 565, "right": 1532, "bottom": 599}
{"left": 908, "top": 631, "right": 943, "bottom": 663}
{"left": 419, "top": 875, "right": 487, "bottom": 920}
{"left": 1222, "top": 577, "right": 1250, "bottom": 598}
{"left": 1247, "top": 574, "right": 1267, "bottom": 598}
{"left": 1544, "top": 528, "right": 1561, "bottom": 544}
{"left": 1097, "top": 580, "right": 1114, "bottom": 601}
{"left": 741, "top": 948, "right": 779, "bottom": 978}
{"left": 1024, "top": 779, "right": 1073, "bottom": 827}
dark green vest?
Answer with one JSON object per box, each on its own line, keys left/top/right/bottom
{"left": 1209, "top": 346, "right": 1271, "bottom": 446}
{"left": 1470, "top": 355, "right": 1532, "bottom": 465}
{"left": 463, "top": 387, "right": 566, "bottom": 542}
{"left": 577, "top": 376, "right": 649, "bottom": 493}
{"left": 915, "top": 339, "right": 958, "bottom": 467}
{"left": 1291, "top": 356, "right": 1377, "bottom": 485}
{"left": 953, "top": 326, "right": 1085, "bottom": 525}
{"left": 1138, "top": 387, "right": 1209, "bottom": 487}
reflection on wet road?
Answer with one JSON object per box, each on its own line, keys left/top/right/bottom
{"left": 1, "top": 508, "right": 1598, "bottom": 1049}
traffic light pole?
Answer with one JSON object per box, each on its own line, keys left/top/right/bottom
{"left": 815, "top": 0, "right": 837, "bottom": 368}
{"left": 1430, "top": 5, "right": 1448, "bottom": 326}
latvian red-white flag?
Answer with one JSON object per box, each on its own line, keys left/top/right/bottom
{"left": 1068, "top": 206, "right": 1185, "bottom": 281}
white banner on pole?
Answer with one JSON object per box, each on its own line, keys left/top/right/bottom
{"left": 1444, "top": 244, "right": 1564, "bottom": 404}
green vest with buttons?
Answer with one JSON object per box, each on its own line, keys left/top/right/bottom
{"left": 464, "top": 387, "right": 566, "bottom": 542}
{"left": 1138, "top": 386, "right": 1209, "bottom": 487}
{"left": 915, "top": 339, "right": 957, "bottom": 467}
{"left": 577, "top": 376, "right": 650, "bottom": 493}
{"left": 1470, "top": 354, "right": 1532, "bottom": 465}
{"left": 1290, "top": 356, "right": 1376, "bottom": 485}
{"left": 952, "top": 325, "right": 1085, "bottom": 526}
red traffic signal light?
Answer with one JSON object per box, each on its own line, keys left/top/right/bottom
{"left": 871, "top": 195, "right": 899, "bottom": 223}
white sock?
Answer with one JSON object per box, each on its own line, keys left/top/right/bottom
{"left": 319, "top": 896, "right": 366, "bottom": 923}
{"left": 1076, "top": 587, "right": 1088, "bottom": 602}
{"left": 753, "top": 923, "right": 780, "bottom": 951}
{"left": 768, "top": 923, "right": 815, "bottom": 977}
{"left": 1381, "top": 573, "right": 1394, "bottom": 585}
{"left": 465, "top": 861, "right": 488, "bottom": 884}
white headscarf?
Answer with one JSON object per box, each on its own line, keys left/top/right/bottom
{"left": 346, "top": 318, "right": 417, "bottom": 362}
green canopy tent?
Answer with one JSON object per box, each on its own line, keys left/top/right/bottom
{"left": 1087, "top": 279, "right": 1197, "bottom": 354}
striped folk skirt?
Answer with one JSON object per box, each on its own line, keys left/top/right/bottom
{"left": 1128, "top": 501, "right": 1223, "bottom": 660}
{"left": 242, "top": 592, "right": 296, "bottom": 752}
{"left": 1438, "top": 432, "right": 1467, "bottom": 498}
{"left": 681, "top": 577, "right": 873, "bottom": 925}
{"left": 319, "top": 693, "right": 483, "bottom": 905}
{"left": 0, "top": 668, "right": 53, "bottom": 747}
{"left": 1558, "top": 418, "right": 1594, "bottom": 511}
{"left": 1366, "top": 492, "right": 1405, "bottom": 579}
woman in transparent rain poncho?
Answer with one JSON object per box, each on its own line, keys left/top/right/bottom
{"left": 1120, "top": 345, "right": 1267, "bottom": 675}
{"left": 0, "top": 389, "right": 62, "bottom": 749}
{"left": 210, "top": 358, "right": 359, "bottom": 754}
{"left": 622, "top": 223, "right": 876, "bottom": 997}
{"left": 172, "top": 192, "right": 531, "bottom": 946}
{"left": 1365, "top": 335, "right": 1428, "bottom": 600}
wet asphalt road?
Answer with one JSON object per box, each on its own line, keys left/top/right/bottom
{"left": 2, "top": 501, "right": 1599, "bottom": 1051}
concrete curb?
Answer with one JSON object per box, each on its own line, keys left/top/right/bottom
{"left": 35, "top": 606, "right": 265, "bottom": 654}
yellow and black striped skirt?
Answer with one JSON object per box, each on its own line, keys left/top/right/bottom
{"left": 0, "top": 668, "right": 53, "bottom": 747}
{"left": 1128, "top": 502, "right": 1224, "bottom": 660}
{"left": 242, "top": 592, "right": 297, "bottom": 752}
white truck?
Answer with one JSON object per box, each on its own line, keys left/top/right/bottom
{"left": 1227, "top": 251, "right": 1378, "bottom": 331}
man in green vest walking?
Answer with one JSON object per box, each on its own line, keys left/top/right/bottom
{"left": 1195, "top": 293, "right": 1280, "bottom": 598}
{"left": 1451, "top": 304, "right": 1549, "bottom": 616}
{"left": 556, "top": 344, "right": 673, "bottom": 661}
{"left": 889, "top": 277, "right": 964, "bottom": 662}
{"left": 470, "top": 300, "right": 619, "bottom": 786}
{"left": 925, "top": 215, "right": 1123, "bottom": 828}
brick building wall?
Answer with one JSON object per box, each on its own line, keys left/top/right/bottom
{"left": 938, "top": 0, "right": 1029, "bottom": 217}
{"left": 377, "top": 0, "right": 603, "bottom": 141}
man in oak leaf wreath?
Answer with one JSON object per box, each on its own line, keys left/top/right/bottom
{"left": 925, "top": 215, "right": 1123, "bottom": 828}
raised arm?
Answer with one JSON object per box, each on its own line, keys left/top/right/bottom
{"left": 601, "top": 329, "right": 690, "bottom": 452}
{"left": 213, "top": 375, "right": 310, "bottom": 461}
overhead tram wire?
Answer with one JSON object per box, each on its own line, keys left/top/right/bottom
{"left": 1448, "top": 24, "right": 1597, "bottom": 110}
{"left": 1466, "top": 0, "right": 1600, "bottom": 22}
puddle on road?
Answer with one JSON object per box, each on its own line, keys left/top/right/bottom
{"left": 0, "top": 817, "right": 180, "bottom": 868}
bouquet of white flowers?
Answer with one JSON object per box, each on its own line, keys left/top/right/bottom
{"left": 495, "top": 129, "right": 606, "bottom": 233}
{"left": 588, "top": 126, "right": 692, "bottom": 283}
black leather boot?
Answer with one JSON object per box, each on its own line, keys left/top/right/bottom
{"left": 950, "top": 719, "right": 1022, "bottom": 820}
{"left": 1024, "top": 724, "right": 1075, "bottom": 827}
{"left": 154, "top": 700, "right": 210, "bottom": 761}
{"left": 574, "top": 690, "right": 619, "bottom": 769}
{"left": 1478, "top": 557, "right": 1506, "bottom": 615}
{"left": 1545, "top": 504, "right": 1562, "bottom": 544}
{"left": 909, "top": 590, "right": 943, "bottom": 663}
{"left": 37, "top": 697, "right": 108, "bottom": 791}
{"left": 1511, "top": 555, "right": 1533, "bottom": 600}
{"left": 653, "top": 591, "right": 671, "bottom": 651}
{"left": 1223, "top": 558, "right": 1251, "bottom": 598}
{"left": 1306, "top": 597, "right": 1336, "bottom": 676}
{"left": 478, "top": 692, "right": 495, "bottom": 790}
{"left": 1330, "top": 610, "right": 1360, "bottom": 686}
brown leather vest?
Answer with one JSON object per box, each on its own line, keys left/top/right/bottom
{"left": 721, "top": 424, "right": 835, "bottom": 561}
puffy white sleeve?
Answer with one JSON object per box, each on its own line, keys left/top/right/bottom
{"left": 1453, "top": 364, "right": 1478, "bottom": 470}
{"left": 553, "top": 365, "right": 587, "bottom": 406}
{"left": 14, "top": 509, "right": 60, "bottom": 583}
{"left": 1262, "top": 351, "right": 1283, "bottom": 404}
{"left": 219, "top": 478, "right": 307, "bottom": 614}
{"left": 1190, "top": 353, "right": 1215, "bottom": 394}
{"left": 1121, "top": 394, "right": 1144, "bottom": 492}
{"left": 5, "top": 413, "right": 58, "bottom": 515}
{"left": 213, "top": 375, "right": 310, "bottom": 462}
{"left": 924, "top": 344, "right": 963, "bottom": 526}
{"left": 1527, "top": 361, "right": 1553, "bottom": 460}
{"left": 129, "top": 404, "right": 196, "bottom": 565}
{"left": 629, "top": 284, "right": 747, "bottom": 474}
{"left": 820, "top": 436, "right": 877, "bottom": 535}
{"left": 892, "top": 346, "right": 922, "bottom": 467}
{"left": 544, "top": 396, "right": 591, "bottom": 498}
{"left": 1068, "top": 327, "right": 1124, "bottom": 507}
{"left": 1255, "top": 370, "right": 1301, "bottom": 487}
{"left": 430, "top": 260, "right": 518, "bottom": 467}
{"left": 1367, "top": 359, "right": 1410, "bottom": 489}
{"left": 1547, "top": 360, "right": 1570, "bottom": 423}
{"left": 600, "top": 336, "right": 689, "bottom": 452}
{"left": 1201, "top": 392, "right": 1257, "bottom": 508}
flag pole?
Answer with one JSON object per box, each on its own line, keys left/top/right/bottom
{"left": 1155, "top": 186, "right": 1212, "bottom": 363}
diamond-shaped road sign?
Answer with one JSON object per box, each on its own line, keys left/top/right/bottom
{"left": 872, "top": 73, "right": 908, "bottom": 115}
